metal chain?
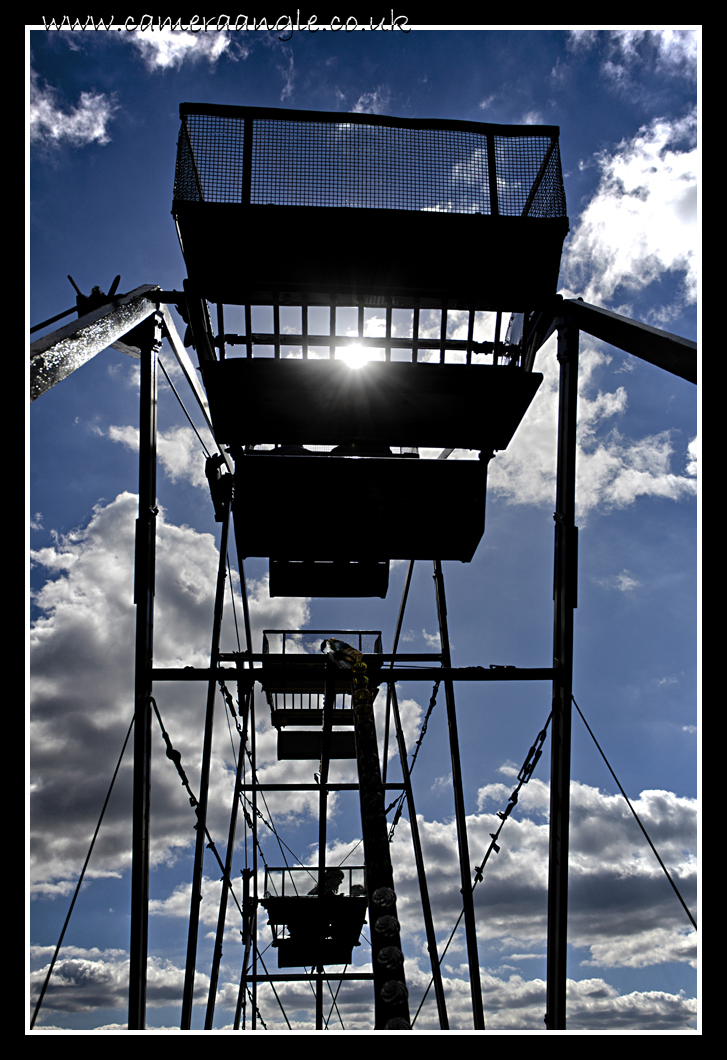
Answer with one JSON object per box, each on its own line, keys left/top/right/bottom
{"left": 411, "top": 711, "right": 552, "bottom": 1028}
{"left": 386, "top": 681, "right": 440, "bottom": 839}
{"left": 474, "top": 713, "right": 551, "bottom": 883}
{"left": 150, "top": 697, "right": 244, "bottom": 918}
{"left": 409, "top": 680, "right": 440, "bottom": 775}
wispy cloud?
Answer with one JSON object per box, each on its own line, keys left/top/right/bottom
{"left": 596, "top": 570, "right": 642, "bottom": 593}
{"left": 352, "top": 85, "right": 392, "bottom": 115}
{"left": 601, "top": 30, "right": 698, "bottom": 89}
{"left": 431, "top": 772, "right": 453, "bottom": 794}
{"left": 566, "top": 29, "right": 697, "bottom": 83}
{"left": 30, "top": 68, "right": 118, "bottom": 148}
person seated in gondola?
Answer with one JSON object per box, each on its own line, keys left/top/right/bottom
{"left": 307, "top": 868, "right": 345, "bottom": 896}
{"left": 320, "top": 638, "right": 363, "bottom": 669}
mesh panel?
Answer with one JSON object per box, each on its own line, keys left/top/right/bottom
{"left": 250, "top": 120, "right": 493, "bottom": 213}
{"left": 494, "top": 135, "right": 550, "bottom": 215}
{"left": 528, "top": 142, "right": 568, "bottom": 218}
{"left": 174, "top": 108, "right": 567, "bottom": 219}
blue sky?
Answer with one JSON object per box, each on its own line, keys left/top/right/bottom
{"left": 28, "top": 26, "right": 699, "bottom": 1032}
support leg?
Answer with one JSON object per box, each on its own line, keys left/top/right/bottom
{"left": 433, "top": 560, "right": 485, "bottom": 1030}
{"left": 128, "top": 312, "right": 162, "bottom": 1030}
{"left": 181, "top": 497, "right": 232, "bottom": 1028}
{"left": 546, "top": 319, "right": 579, "bottom": 1030}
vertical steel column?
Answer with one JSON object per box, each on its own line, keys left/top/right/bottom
{"left": 234, "top": 867, "right": 254, "bottom": 1029}
{"left": 390, "top": 684, "right": 449, "bottom": 1028}
{"left": 205, "top": 685, "right": 251, "bottom": 1028}
{"left": 433, "top": 560, "right": 485, "bottom": 1030}
{"left": 181, "top": 495, "right": 232, "bottom": 1029}
{"left": 128, "top": 311, "right": 162, "bottom": 1030}
{"left": 546, "top": 318, "right": 579, "bottom": 1030}
{"left": 251, "top": 692, "right": 259, "bottom": 1028}
{"left": 382, "top": 559, "right": 415, "bottom": 786}
{"left": 316, "top": 668, "right": 336, "bottom": 1030}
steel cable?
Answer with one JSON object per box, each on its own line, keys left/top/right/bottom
{"left": 30, "top": 715, "right": 134, "bottom": 1029}
{"left": 572, "top": 695, "right": 697, "bottom": 931}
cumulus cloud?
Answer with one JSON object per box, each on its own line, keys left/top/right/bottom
{"left": 488, "top": 340, "right": 697, "bottom": 516}
{"left": 30, "top": 493, "right": 311, "bottom": 890}
{"left": 561, "top": 111, "right": 697, "bottom": 315}
{"left": 374, "top": 773, "right": 696, "bottom": 1027}
{"left": 30, "top": 946, "right": 209, "bottom": 1014}
{"left": 29, "top": 499, "right": 696, "bottom": 1030}
{"left": 106, "top": 423, "right": 216, "bottom": 489}
{"left": 30, "top": 68, "right": 118, "bottom": 148}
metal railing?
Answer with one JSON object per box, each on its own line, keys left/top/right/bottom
{"left": 174, "top": 104, "right": 566, "bottom": 219}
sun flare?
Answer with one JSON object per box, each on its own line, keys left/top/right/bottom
{"left": 338, "top": 344, "right": 372, "bottom": 369}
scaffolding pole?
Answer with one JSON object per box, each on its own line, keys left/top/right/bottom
{"left": 433, "top": 560, "right": 485, "bottom": 1030}
{"left": 546, "top": 317, "right": 579, "bottom": 1030}
{"left": 181, "top": 495, "right": 232, "bottom": 1029}
{"left": 128, "top": 312, "right": 162, "bottom": 1030}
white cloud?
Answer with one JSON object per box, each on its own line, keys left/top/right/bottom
{"left": 30, "top": 68, "right": 118, "bottom": 148}
{"left": 407, "top": 776, "right": 697, "bottom": 974}
{"left": 107, "top": 424, "right": 215, "bottom": 489}
{"left": 602, "top": 30, "right": 698, "bottom": 86}
{"left": 29, "top": 499, "right": 696, "bottom": 1029}
{"left": 596, "top": 570, "right": 642, "bottom": 592}
{"left": 352, "top": 85, "right": 392, "bottom": 115}
{"left": 29, "top": 495, "right": 697, "bottom": 1028}
{"left": 125, "top": 29, "right": 232, "bottom": 70}
{"left": 421, "top": 628, "right": 441, "bottom": 649}
{"left": 431, "top": 773, "right": 453, "bottom": 794}
{"left": 488, "top": 339, "right": 697, "bottom": 516}
{"left": 30, "top": 946, "right": 209, "bottom": 1015}
{"left": 31, "top": 938, "right": 695, "bottom": 1029}
{"left": 565, "top": 29, "right": 697, "bottom": 83}
{"left": 561, "top": 112, "right": 697, "bottom": 315}
{"left": 30, "top": 493, "right": 310, "bottom": 890}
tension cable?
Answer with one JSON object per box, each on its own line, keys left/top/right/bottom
{"left": 572, "top": 695, "right": 697, "bottom": 931}
{"left": 30, "top": 714, "right": 134, "bottom": 1029}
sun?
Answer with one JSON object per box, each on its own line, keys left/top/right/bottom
{"left": 338, "top": 343, "right": 372, "bottom": 369}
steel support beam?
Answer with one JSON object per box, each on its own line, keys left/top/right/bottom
{"left": 30, "top": 285, "right": 162, "bottom": 400}
{"left": 562, "top": 298, "right": 696, "bottom": 383}
{"left": 204, "top": 686, "right": 251, "bottom": 1029}
{"left": 433, "top": 560, "right": 485, "bottom": 1029}
{"left": 546, "top": 317, "right": 579, "bottom": 1030}
{"left": 390, "top": 684, "right": 449, "bottom": 1028}
{"left": 316, "top": 668, "right": 336, "bottom": 1030}
{"left": 151, "top": 666, "right": 555, "bottom": 684}
{"left": 128, "top": 312, "right": 162, "bottom": 1029}
{"left": 181, "top": 495, "right": 232, "bottom": 1029}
